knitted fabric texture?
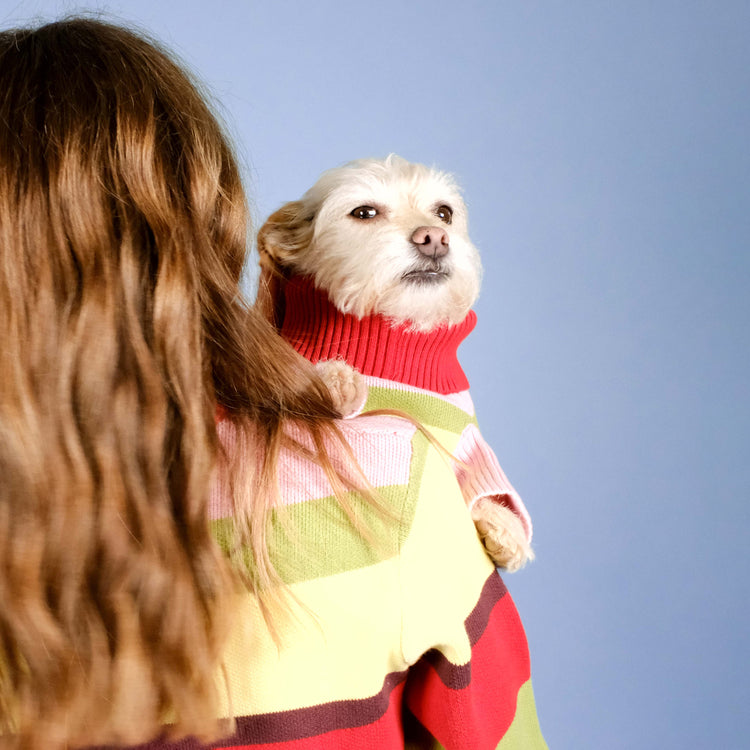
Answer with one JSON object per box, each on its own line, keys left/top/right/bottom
{"left": 74, "top": 419, "right": 546, "bottom": 748}
{"left": 279, "top": 275, "right": 533, "bottom": 541}
{"left": 280, "top": 274, "right": 474, "bottom": 394}
{"left": 117, "top": 414, "right": 546, "bottom": 749}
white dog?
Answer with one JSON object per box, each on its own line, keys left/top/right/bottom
{"left": 256, "top": 155, "right": 533, "bottom": 571}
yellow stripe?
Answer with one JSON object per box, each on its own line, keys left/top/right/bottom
{"left": 399, "top": 427, "right": 496, "bottom": 667}
{"left": 215, "top": 428, "right": 495, "bottom": 718}
{"left": 216, "top": 556, "right": 405, "bottom": 717}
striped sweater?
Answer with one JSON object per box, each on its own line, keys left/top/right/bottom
{"left": 84, "top": 412, "right": 546, "bottom": 749}
{"left": 205, "top": 412, "right": 545, "bottom": 749}
{"left": 83, "top": 278, "right": 546, "bottom": 748}
{"left": 279, "top": 275, "right": 533, "bottom": 550}
{"left": 164, "top": 274, "right": 541, "bottom": 749}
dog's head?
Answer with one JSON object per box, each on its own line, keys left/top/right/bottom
{"left": 257, "top": 154, "right": 482, "bottom": 332}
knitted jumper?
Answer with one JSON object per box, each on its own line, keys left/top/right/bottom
{"left": 279, "top": 275, "right": 532, "bottom": 542}
{"left": 102, "top": 414, "right": 544, "bottom": 749}
{"left": 79, "top": 280, "right": 546, "bottom": 749}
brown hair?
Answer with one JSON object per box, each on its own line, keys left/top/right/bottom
{"left": 0, "top": 16, "right": 348, "bottom": 748}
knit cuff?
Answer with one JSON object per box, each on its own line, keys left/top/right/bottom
{"left": 452, "top": 423, "right": 533, "bottom": 542}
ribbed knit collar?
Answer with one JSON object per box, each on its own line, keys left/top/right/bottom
{"left": 279, "top": 275, "right": 476, "bottom": 395}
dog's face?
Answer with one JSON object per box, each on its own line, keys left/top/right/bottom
{"left": 257, "top": 155, "right": 482, "bottom": 332}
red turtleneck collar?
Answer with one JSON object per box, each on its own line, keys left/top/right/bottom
{"left": 279, "top": 276, "right": 476, "bottom": 395}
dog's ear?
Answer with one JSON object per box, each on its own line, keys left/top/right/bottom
{"left": 256, "top": 200, "right": 314, "bottom": 269}
{"left": 256, "top": 201, "right": 314, "bottom": 330}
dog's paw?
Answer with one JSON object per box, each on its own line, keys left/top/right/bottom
{"left": 315, "top": 359, "right": 368, "bottom": 418}
{"left": 471, "top": 498, "right": 534, "bottom": 572}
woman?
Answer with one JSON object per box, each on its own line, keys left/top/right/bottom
{"left": 0, "top": 18, "right": 546, "bottom": 749}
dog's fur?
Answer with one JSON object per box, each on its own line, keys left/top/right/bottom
{"left": 256, "top": 155, "right": 532, "bottom": 571}
{"left": 256, "top": 155, "right": 481, "bottom": 333}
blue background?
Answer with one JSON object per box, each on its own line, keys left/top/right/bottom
{"left": 3, "top": 1, "right": 749, "bottom": 747}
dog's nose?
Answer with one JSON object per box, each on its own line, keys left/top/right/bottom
{"left": 411, "top": 226, "right": 449, "bottom": 258}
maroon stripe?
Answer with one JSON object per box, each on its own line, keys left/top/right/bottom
{"left": 467, "top": 571, "right": 508, "bottom": 646}
{"left": 418, "top": 572, "right": 508, "bottom": 690}
{"left": 224, "top": 669, "right": 407, "bottom": 744}
{"left": 82, "top": 670, "right": 410, "bottom": 749}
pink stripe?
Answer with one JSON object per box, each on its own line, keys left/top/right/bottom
{"left": 209, "top": 415, "right": 417, "bottom": 519}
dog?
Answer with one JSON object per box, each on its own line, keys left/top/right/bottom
{"left": 256, "top": 154, "right": 533, "bottom": 571}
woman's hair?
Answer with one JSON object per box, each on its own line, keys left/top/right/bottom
{"left": 0, "top": 16, "right": 347, "bottom": 748}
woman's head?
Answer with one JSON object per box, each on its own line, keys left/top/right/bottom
{"left": 0, "top": 16, "right": 282, "bottom": 747}
{"left": 0, "top": 16, "right": 346, "bottom": 747}
{"left": 0, "top": 15, "right": 249, "bottom": 405}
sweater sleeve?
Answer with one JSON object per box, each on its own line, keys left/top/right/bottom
{"left": 399, "top": 431, "right": 547, "bottom": 750}
{"left": 453, "top": 422, "right": 533, "bottom": 543}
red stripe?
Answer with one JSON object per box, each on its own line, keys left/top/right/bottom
{"left": 404, "top": 580, "right": 531, "bottom": 750}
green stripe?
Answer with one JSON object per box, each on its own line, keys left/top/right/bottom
{"left": 496, "top": 680, "right": 548, "bottom": 750}
{"left": 211, "top": 431, "right": 430, "bottom": 585}
{"left": 365, "top": 386, "right": 476, "bottom": 435}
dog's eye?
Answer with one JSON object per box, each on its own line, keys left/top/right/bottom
{"left": 350, "top": 206, "right": 378, "bottom": 220}
{"left": 436, "top": 205, "right": 453, "bottom": 224}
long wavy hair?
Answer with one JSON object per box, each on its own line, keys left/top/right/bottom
{"left": 0, "top": 17, "right": 351, "bottom": 749}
